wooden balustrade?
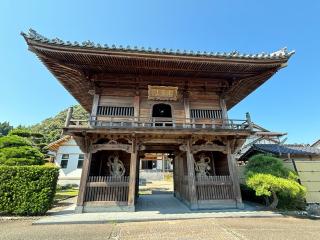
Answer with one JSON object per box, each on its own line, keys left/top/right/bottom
{"left": 65, "top": 115, "right": 250, "bottom": 131}
{"left": 195, "top": 175, "right": 234, "bottom": 200}
{"left": 84, "top": 176, "right": 129, "bottom": 203}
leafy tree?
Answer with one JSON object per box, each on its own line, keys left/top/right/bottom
{"left": 244, "top": 154, "right": 293, "bottom": 178}
{"left": 29, "top": 105, "right": 88, "bottom": 144}
{"left": 9, "top": 128, "right": 47, "bottom": 154}
{"left": 0, "top": 121, "right": 13, "bottom": 136}
{"left": 0, "top": 135, "right": 44, "bottom": 166}
{"left": 244, "top": 154, "right": 305, "bottom": 209}
{"left": 246, "top": 173, "right": 306, "bottom": 209}
{"left": 0, "top": 135, "right": 31, "bottom": 148}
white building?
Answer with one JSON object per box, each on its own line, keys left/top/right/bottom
{"left": 140, "top": 153, "right": 173, "bottom": 180}
{"left": 48, "top": 136, "right": 83, "bottom": 186}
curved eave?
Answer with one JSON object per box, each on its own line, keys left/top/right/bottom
{"left": 22, "top": 31, "right": 293, "bottom": 111}
{"left": 23, "top": 36, "right": 292, "bottom": 65}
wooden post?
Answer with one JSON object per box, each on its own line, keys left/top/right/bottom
{"left": 220, "top": 98, "right": 228, "bottom": 119}
{"left": 220, "top": 98, "right": 228, "bottom": 127}
{"left": 186, "top": 139, "right": 198, "bottom": 209}
{"left": 90, "top": 94, "right": 100, "bottom": 125}
{"left": 75, "top": 151, "right": 92, "bottom": 213}
{"left": 173, "top": 153, "right": 181, "bottom": 199}
{"left": 128, "top": 138, "right": 137, "bottom": 210}
{"left": 226, "top": 139, "right": 244, "bottom": 209}
{"left": 135, "top": 155, "right": 140, "bottom": 199}
{"left": 246, "top": 112, "right": 253, "bottom": 131}
{"left": 64, "top": 107, "right": 73, "bottom": 127}
{"left": 178, "top": 153, "right": 185, "bottom": 199}
{"left": 184, "top": 92, "right": 190, "bottom": 124}
{"left": 133, "top": 95, "right": 140, "bottom": 126}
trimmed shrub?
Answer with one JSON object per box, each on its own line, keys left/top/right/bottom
{"left": 244, "top": 154, "right": 292, "bottom": 178}
{"left": 0, "top": 135, "right": 44, "bottom": 166}
{"left": 244, "top": 154, "right": 306, "bottom": 210}
{"left": 246, "top": 173, "right": 306, "bottom": 209}
{"left": 0, "top": 135, "right": 32, "bottom": 148}
{"left": 0, "top": 165, "right": 59, "bottom": 215}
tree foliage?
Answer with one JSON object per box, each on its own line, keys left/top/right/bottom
{"left": 8, "top": 128, "right": 47, "bottom": 154}
{"left": 244, "top": 154, "right": 292, "bottom": 178}
{"left": 0, "top": 135, "right": 44, "bottom": 166}
{"left": 246, "top": 173, "right": 306, "bottom": 209}
{"left": 29, "top": 105, "right": 88, "bottom": 144}
{"left": 244, "top": 154, "right": 305, "bottom": 209}
{"left": 0, "top": 121, "right": 13, "bottom": 136}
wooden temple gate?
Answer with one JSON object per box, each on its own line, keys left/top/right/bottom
{"left": 71, "top": 132, "right": 244, "bottom": 212}
{"left": 22, "top": 29, "right": 293, "bottom": 212}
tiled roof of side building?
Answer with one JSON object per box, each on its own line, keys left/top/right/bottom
{"left": 238, "top": 144, "right": 320, "bottom": 162}
{"left": 311, "top": 139, "right": 320, "bottom": 147}
{"left": 21, "top": 29, "right": 295, "bottom": 61}
{"left": 47, "top": 135, "right": 72, "bottom": 152}
{"left": 253, "top": 144, "right": 320, "bottom": 155}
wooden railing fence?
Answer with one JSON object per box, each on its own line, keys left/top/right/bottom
{"left": 84, "top": 176, "right": 129, "bottom": 203}
{"left": 195, "top": 175, "right": 234, "bottom": 200}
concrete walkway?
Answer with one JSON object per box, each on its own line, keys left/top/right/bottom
{"left": 34, "top": 194, "right": 281, "bottom": 225}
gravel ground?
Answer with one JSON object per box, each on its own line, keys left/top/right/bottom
{"left": 0, "top": 217, "right": 320, "bottom": 240}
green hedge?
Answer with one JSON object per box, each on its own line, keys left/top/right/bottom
{"left": 0, "top": 165, "right": 59, "bottom": 215}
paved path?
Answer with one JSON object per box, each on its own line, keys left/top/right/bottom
{"left": 34, "top": 194, "right": 280, "bottom": 225}
{"left": 1, "top": 217, "right": 320, "bottom": 240}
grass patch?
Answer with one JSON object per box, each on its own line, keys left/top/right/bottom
{"left": 54, "top": 187, "right": 79, "bottom": 202}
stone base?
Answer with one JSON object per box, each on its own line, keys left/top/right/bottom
{"left": 196, "top": 200, "right": 237, "bottom": 210}
{"left": 75, "top": 204, "right": 135, "bottom": 213}
{"left": 175, "top": 196, "right": 238, "bottom": 210}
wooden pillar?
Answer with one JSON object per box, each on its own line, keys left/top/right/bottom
{"left": 220, "top": 98, "right": 228, "bottom": 128}
{"left": 246, "top": 112, "right": 253, "bottom": 131}
{"left": 64, "top": 107, "right": 73, "bottom": 127}
{"left": 186, "top": 139, "right": 198, "bottom": 209}
{"left": 184, "top": 91, "right": 190, "bottom": 124}
{"left": 128, "top": 138, "right": 137, "bottom": 209}
{"left": 135, "top": 153, "right": 141, "bottom": 199}
{"left": 220, "top": 98, "right": 228, "bottom": 119}
{"left": 226, "top": 139, "right": 244, "bottom": 209}
{"left": 178, "top": 154, "right": 185, "bottom": 199}
{"left": 174, "top": 153, "right": 182, "bottom": 199}
{"left": 133, "top": 95, "right": 140, "bottom": 123}
{"left": 90, "top": 94, "right": 100, "bottom": 125}
{"left": 75, "top": 150, "right": 92, "bottom": 213}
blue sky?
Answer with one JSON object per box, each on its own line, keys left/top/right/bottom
{"left": 0, "top": 0, "right": 319, "bottom": 144}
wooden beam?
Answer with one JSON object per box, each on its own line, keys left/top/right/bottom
{"left": 128, "top": 138, "right": 138, "bottom": 208}
{"left": 186, "top": 139, "right": 198, "bottom": 209}
{"left": 226, "top": 139, "right": 244, "bottom": 209}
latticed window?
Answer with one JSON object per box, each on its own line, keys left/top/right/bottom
{"left": 97, "top": 106, "right": 134, "bottom": 116}
{"left": 190, "top": 109, "right": 222, "bottom": 119}
{"left": 77, "top": 154, "right": 84, "bottom": 168}
{"left": 60, "top": 154, "right": 69, "bottom": 169}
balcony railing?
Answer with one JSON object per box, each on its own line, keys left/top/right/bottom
{"left": 64, "top": 109, "right": 253, "bottom": 131}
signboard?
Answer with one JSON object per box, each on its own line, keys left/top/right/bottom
{"left": 148, "top": 85, "right": 178, "bottom": 101}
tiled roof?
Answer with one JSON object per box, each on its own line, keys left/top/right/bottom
{"left": 47, "top": 135, "right": 71, "bottom": 152}
{"left": 238, "top": 144, "right": 320, "bottom": 162}
{"left": 253, "top": 144, "right": 320, "bottom": 155}
{"left": 311, "top": 139, "right": 320, "bottom": 147}
{"left": 21, "top": 29, "right": 295, "bottom": 61}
